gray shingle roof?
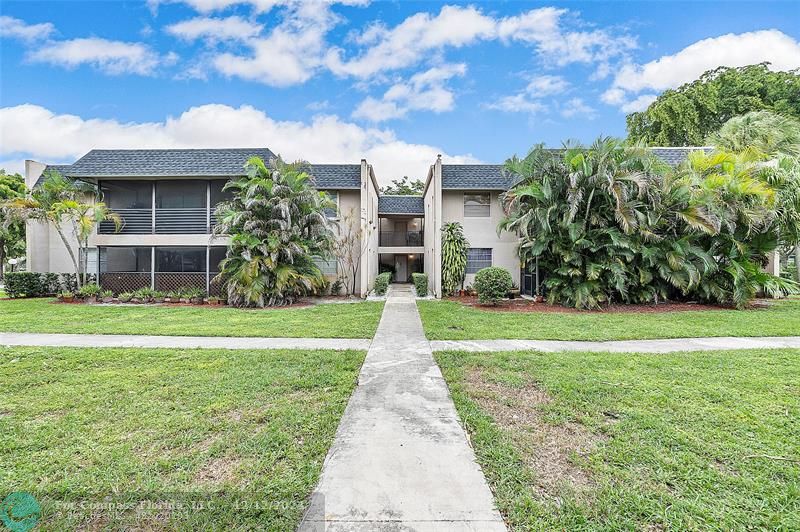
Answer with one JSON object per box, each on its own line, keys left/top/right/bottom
{"left": 650, "top": 147, "right": 714, "bottom": 166}
{"left": 33, "top": 149, "right": 362, "bottom": 189}
{"left": 67, "top": 148, "right": 277, "bottom": 177}
{"left": 442, "top": 147, "right": 713, "bottom": 190}
{"left": 441, "top": 164, "right": 511, "bottom": 190}
{"left": 307, "top": 164, "right": 361, "bottom": 189}
{"left": 378, "top": 195, "right": 424, "bottom": 215}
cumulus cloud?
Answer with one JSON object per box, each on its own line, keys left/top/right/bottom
{"left": 0, "top": 15, "right": 55, "bottom": 41}
{"left": 328, "top": 5, "right": 635, "bottom": 78}
{"left": 165, "top": 16, "right": 263, "bottom": 42}
{"left": 604, "top": 30, "right": 800, "bottom": 109}
{"left": 352, "top": 63, "right": 466, "bottom": 122}
{"left": 28, "top": 38, "right": 176, "bottom": 75}
{"left": 619, "top": 94, "right": 657, "bottom": 113}
{"left": 486, "top": 74, "right": 569, "bottom": 114}
{"left": 560, "top": 97, "right": 596, "bottom": 119}
{"left": 0, "top": 103, "right": 478, "bottom": 183}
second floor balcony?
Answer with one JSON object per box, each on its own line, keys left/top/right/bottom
{"left": 98, "top": 179, "right": 231, "bottom": 235}
{"left": 379, "top": 230, "right": 424, "bottom": 247}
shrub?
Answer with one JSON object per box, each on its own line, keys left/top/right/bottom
{"left": 42, "top": 273, "right": 61, "bottom": 295}
{"left": 78, "top": 282, "right": 101, "bottom": 298}
{"left": 474, "top": 267, "right": 512, "bottom": 306}
{"left": 412, "top": 273, "right": 428, "bottom": 297}
{"left": 4, "top": 272, "right": 44, "bottom": 298}
{"left": 101, "top": 289, "right": 113, "bottom": 299}
{"left": 118, "top": 292, "right": 133, "bottom": 302}
{"left": 441, "top": 222, "right": 469, "bottom": 295}
{"left": 374, "top": 272, "right": 391, "bottom": 296}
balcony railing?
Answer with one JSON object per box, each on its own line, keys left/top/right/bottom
{"left": 155, "top": 208, "right": 208, "bottom": 234}
{"left": 379, "top": 230, "right": 424, "bottom": 247}
{"left": 99, "top": 208, "right": 153, "bottom": 234}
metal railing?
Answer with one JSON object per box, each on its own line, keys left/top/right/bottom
{"left": 100, "top": 208, "right": 153, "bottom": 234}
{"left": 379, "top": 231, "right": 424, "bottom": 247}
{"left": 155, "top": 208, "right": 208, "bottom": 234}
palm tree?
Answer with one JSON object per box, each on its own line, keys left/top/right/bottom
{"left": 213, "top": 156, "right": 335, "bottom": 307}
{"left": 441, "top": 222, "right": 469, "bottom": 296}
{"left": 2, "top": 170, "right": 119, "bottom": 289}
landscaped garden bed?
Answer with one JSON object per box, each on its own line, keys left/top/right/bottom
{"left": 436, "top": 348, "right": 800, "bottom": 530}
{"left": 0, "top": 346, "right": 365, "bottom": 529}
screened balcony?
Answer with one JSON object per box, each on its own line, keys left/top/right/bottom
{"left": 378, "top": 217, "right": 424, "bottom": 247}
{"left": 98, "top": 179, "right": 232, "bottom": 234}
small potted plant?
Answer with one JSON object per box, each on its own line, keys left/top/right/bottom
{"left": 508, "top": 284, "right": 520, "bottom": 299}
{"left": 101, "top": 289, "right": 114, "bottom": 303}
{"left": 58, "top": 291, "right": 75, "bottom": 303}
{"left": 118, "top": 292, "right": 133, "bottom": 303}
{"left": 77, "top": 282, "right": 102, "bottom": 302}
{"left": 152, "top": 290, "right": 166, "bottom": 304}
{"left": 207, "top": 295, "right": 222, "bottom": 306}
{"left": 189, "top": 288, "right": 205, "bottom": 305}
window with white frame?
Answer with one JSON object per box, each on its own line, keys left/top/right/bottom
{"left": 313, "top": 256, "right": 338, "bottom": 275}
{"left": 464, "top": 193, "right": 490, "bottom": 217}
{"left": 466, "top": 248, "right": 492, "bottom": 274}
{"left": 322, "top": 190, "right": 339, "bottom": 219}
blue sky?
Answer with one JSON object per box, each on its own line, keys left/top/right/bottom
{"left": 1, "top": 0, "right": 799, "bottom": 183}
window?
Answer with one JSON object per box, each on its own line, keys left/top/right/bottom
{"left": 466, "top": 248, "right": 492, "bottom": 274}
{"left": 464, "top": 193, "right": 490, "bottom": 217}
{"left": 156, "top": 247, "right": 206, "bottom": 272}
{"left": 101, "top": 181, "right": 151, "bottom": 209}
{"left": 156, "top": 180, "right": 207, "bottom": 209}
{"left": 210, "top": 180, "right": 233, "bottom": 206}
{"left": 313, "top": 256, "right": 337, "bottom": 276}
{"left": 322, "top": 190, "right": 339, "bottom": 219}
{"left": 100, "top": 247, "right": 151, "bottom": 273}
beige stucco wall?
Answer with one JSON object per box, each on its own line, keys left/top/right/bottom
{"left": 441, "top": 189, "right": 520, "bottom": 288}
{"left": 359, "top": 161, "right": 380, "bottom": 297}
{"left": 423, "top": 158, "right": 443, "bottom": 297}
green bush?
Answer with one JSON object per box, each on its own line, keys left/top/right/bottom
{"left": 374, "top": 272, "right": 391, "bottom": 296}
{"left": 412, "top": 273, "right": 428, "bottom": 296}
{"left": 474, "top": 267, "right": 513, "bottom": 306}
{"left": 4, "top": 272, "right": 45, "bottom": 298}
{"left": 78, "top": 282, "right": 102, "bottom": 298}
{"left": 42, "top": 273, "right": 61, "bottom": 295}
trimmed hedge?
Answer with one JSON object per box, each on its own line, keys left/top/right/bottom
{"left": 474, "top": 266, "right": 513, "bottom": 305}
{"left": 374, "top": 272, "right": 391, "bottom": 296}
{"left": 412, "top": 273, "right": 428, "bottom": 297}
{"left": 3, "top": 272, "right": 96, "bottom": 298}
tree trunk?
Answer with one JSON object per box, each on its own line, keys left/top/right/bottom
{"left": 0, "top": 243, "right": 5, "bottom": 284}
{"left": 53, "top": 224, "right": 81, "bottom": 290}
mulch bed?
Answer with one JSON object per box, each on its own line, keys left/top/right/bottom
{"left": 446, "top": 295, "right": 772, "bottom": 313}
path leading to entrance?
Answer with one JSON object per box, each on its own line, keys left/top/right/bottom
{"left": 299, "top": 284, "right": 506, "bottom": 531}
{"left": 431, "top": 336, "right": 800, "bottom": 353}
{"left": 0, "top": 332, "right": 370, "bottom": 351}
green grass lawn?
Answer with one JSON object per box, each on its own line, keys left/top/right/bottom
{"left": 0, "top": 298, "right": 384, "bottom": 338}
{"left": 0, "top": 346, "right": 365, "bottom": 530}
{"left": 418, "top": 298, "right": 800, "bottom": 340}
{"left": 436, "top": 348, "right": 800, "bottom": 530}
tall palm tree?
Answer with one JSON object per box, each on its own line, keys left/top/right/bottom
{"left": 213, "top": 156, "right": 335, "bottom": 307}
{"left": 2, "top": 170, "right": 118, "bottom": 289}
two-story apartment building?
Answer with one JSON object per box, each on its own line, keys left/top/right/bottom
{"left": 24, "top": 146, "right": 710, "bottom": 298}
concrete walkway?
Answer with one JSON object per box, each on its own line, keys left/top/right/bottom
{"left": 430, "top": 336, "right": 800, "bottom": 353}
{"left": 0, "top": 332, "right": 370, "bottom": 351}
{"left": 299, "top": 285, "right": 506, "bottom": 531}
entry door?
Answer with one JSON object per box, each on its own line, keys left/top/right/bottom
{"left": 394, "top": 255, "right": 407, "bottom": 282}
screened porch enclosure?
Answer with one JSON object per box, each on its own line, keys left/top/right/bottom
{"left": 379, "top": 253, "right": 423, "bottom": 283}
{"left": 98, "top": 179, "right": 233, "bottom": 235}
{"left": 98, "top": 246, "right": 226, "bottom": 296}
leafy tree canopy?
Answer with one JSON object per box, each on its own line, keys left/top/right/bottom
{"left": 380, "top": 176, "right": 425, "bottom": 195}
{"left": 0, "top": 170, "right": 27, "bottom": 279}
{"left": 627, "top": 64, "right": 800, "bottom": 146}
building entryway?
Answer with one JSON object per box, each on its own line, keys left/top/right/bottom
{"left": 379, "top": 253, "right": 423, "bottom": 283}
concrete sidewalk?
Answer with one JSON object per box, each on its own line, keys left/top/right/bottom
{"left": 299, "top": 285, "right": 506, "bottom": 531}
{"left": 430, "top": 336, "right": 800, "bottom": 353}
{"left": 0, "top": 332, "right": 371, "bottom": 351}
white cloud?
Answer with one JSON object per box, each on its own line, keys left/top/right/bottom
{"left": 210, "top": 2, "right": 339, "bottom": 86}
{"left": 352, "top": 63, "right": 466, "bottom": 122}
{"left": 620, "top": 94, "right": 657, "bottom": 113}
{"left": 525, "top": 75, "right": 570, "bottom": 97}
{"left": 329, "top": 5, "right": 635, "bottom": 78}
{"left": 28, "top": 38, "right": 176, "bottom": 75}
{"left": 148, "top": 0, "right": 285, "bottom": 14}
{"left": 327, "top": 5, "right": 494, "bottom": 78}
{"left": 0, "top": 103, "right": 478, "bottom": 184}
{"left": 560, "top": 97, "right": 596, "bottom": 119}
{"left": 0, "top": 15, "right": 55, "bottom": 41}
{"left": 604, "top": 30, "right": 800, "bottom": 109}
{"left": 166, "top": 16, "right": 263, "bottom": 42}
{"left": 486, "top": 74, "right": 568, "bottom": 114}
